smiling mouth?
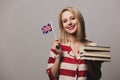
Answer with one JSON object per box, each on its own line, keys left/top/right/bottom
{"left": 67, "top": 26, "right": 75, "bottom": 30}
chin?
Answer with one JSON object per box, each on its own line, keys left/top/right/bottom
{"left": 69, "top": 30, "right": 77, "bottom": 34}
{"left": 69, "top": 31, "right": 77, "bottom": 35}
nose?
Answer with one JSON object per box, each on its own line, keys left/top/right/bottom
{"left": 67, "top": 20, "right": 72, "bottom": 26}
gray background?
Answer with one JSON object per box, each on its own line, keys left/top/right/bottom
{"left": 0, "top": 0, "right": 120, "bottom": 80}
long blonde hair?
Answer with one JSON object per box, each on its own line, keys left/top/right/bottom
{"left": 58, "top": 7, "right": 86, "bottom": 43}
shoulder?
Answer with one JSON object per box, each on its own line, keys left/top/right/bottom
{"left": 85, "top": 40, "right": 98, "bottom": 46}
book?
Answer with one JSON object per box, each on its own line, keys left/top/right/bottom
{"left": 81, "top": 45, "right": 110, "bottom": 52}
{"left": 80, "top": 57, "right": 111, "bottom": 62}
{"left": 80, "top": 45, "right": 111, "bottom": 62}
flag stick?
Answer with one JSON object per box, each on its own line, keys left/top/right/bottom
{"left": 49, "top": 21, "right": 60, "bottom": 49}
{"left": 49, "top": 21, "right": 57, "bottom": 40}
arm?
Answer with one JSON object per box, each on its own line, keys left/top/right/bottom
{"left": 51, "top": 54, "right": 62, "bottom": 80}
{"left": 86, "top": 42, "right": 103, "bottom": 80}
{"left": 46, "top": 40, "right": 62, "bottom": 80}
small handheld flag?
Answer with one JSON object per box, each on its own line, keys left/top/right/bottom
{"left": 41, "top": 21, "right": 57, "bottom": 39}
{"left": 41, "top": 23, "right": 52, "bottom": 34}
{"left": 41, "top": 21, "right": 60, "bottom": 49}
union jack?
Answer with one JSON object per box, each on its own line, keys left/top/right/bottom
{"left": 41, "top": 23, "right": 52, "bottom": 34}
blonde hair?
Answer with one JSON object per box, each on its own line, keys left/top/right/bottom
{"left": 58, "top": 7, "right": 86, "bottom": 43}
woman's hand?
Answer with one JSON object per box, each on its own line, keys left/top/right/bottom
{"left": 51, "top": 39, "right": 62, "bottom": 58}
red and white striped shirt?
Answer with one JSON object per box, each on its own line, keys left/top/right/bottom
{"left": 46, "top": 43, "right": 97, "bottom": 80}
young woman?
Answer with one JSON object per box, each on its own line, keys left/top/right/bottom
{"left": 46, "top": 7, "right": 103, "bottom": 80}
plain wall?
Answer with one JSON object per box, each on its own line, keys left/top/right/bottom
{"left": 0, "top": 0, "right": 120, "bottom": 80}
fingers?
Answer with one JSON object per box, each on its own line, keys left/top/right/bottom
{"left": 51, "top": 39, "right": 62, "bottom": 57}
{"left": 56, "top": 44, "right": 60, "bottom": 49}
{"left": 52, "top": 39, "right": 61, "bottom": 50}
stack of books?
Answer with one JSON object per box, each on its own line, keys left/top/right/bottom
{"left": 80, "top": 45, "right": 111, "bottom": 62}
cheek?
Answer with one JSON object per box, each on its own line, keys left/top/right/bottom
{"left": 74, "top": 20, "right": 78, "bottom": 25}
{"left": 63, "top": 23, "right": 67, "bottom": 28}
{"left": 75, "top": 21, "right": 79, "bottom": 28}
{"left": 63, "top": 25, "right": 68, "bottom": 32}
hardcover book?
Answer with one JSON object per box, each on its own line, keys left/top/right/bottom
{"left": 80, "top": 45, "right": 111, "bottom": 62}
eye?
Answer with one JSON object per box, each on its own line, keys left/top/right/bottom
{"left": 62, "top": 19, "right": 67, "bottom": 23}
{"left": 71, "top": 17, "right": 75, "bottom": 20}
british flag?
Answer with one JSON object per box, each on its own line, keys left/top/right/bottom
{"left": 41, "top": 23, "right": 52, "bottom": 34}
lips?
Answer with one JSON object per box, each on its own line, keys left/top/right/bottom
{"left": 67, "top": 26, "right": 75, "bottom": 30}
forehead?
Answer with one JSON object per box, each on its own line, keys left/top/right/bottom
{"left": 62, "top": 11, "right": 75, "bottom": 18}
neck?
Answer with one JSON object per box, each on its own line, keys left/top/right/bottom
{"left": 68, "top": 35, "right": 79, "bottom": 44}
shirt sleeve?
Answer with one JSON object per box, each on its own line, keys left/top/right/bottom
{"left": 46, "top": 49, "right": 57, "bottom": 80}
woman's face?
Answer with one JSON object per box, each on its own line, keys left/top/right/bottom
{"left": 61, "top": 11, "right": 79, "bottom": 34}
